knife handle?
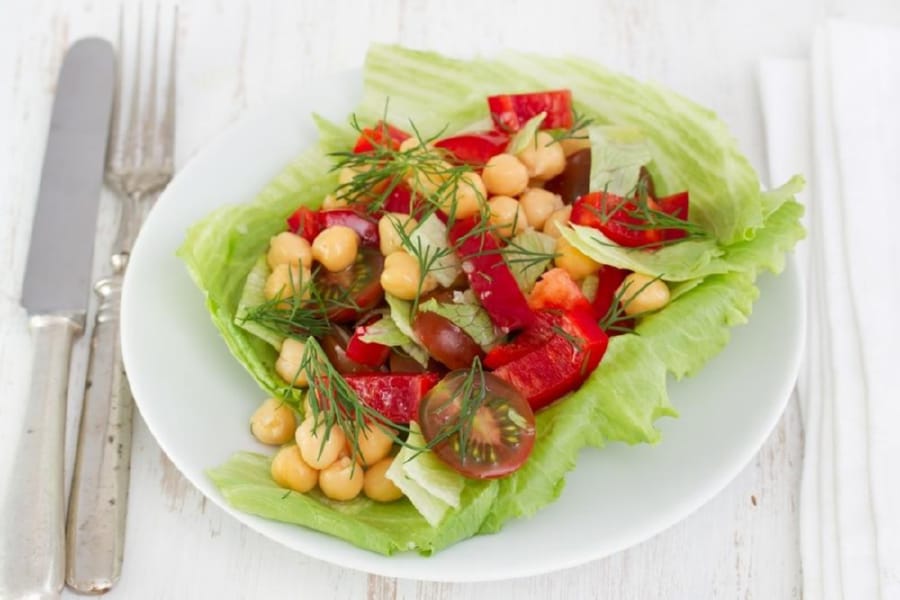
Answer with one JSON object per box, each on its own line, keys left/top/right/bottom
{"left": 0, "top": 313, "right": 83, "bottom": 600}
{"left": 65, "top": 271, "right": 133, "bottom": 594}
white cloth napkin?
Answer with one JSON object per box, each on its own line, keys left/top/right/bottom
{"left": 760, "top": 20, "right": 900, "bottom": 600}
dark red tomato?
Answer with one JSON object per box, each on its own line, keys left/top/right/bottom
{"left": 656, "top": 190, "right": 690, "bottom": 242}
{"left": 387, "top": 350, "right": 447, "bottom": 374}
{"left": 433, "top": 131, "right": 511, "bottom": 167}
{"left": 344, "top": 372, "right": 441, "bottom": 423}
{"left": 352, "top": 121, "right": 410, "bottom": 154}
{"left": 345, "top": 321, "right": 391, "bottom": 368}
{"left": 412, "top": 310, "right": 484, "bottom": 370}
{"left": 315, "top": 248, "right": 384, "bottom": 323}
{"left": 320, "top": 326, "right": 376, "bottom": 375}
{"left": 543, "top": 147, "right": 591, "bottom": 204}
{"left": 487, "top": 90, "right": 573, "bottom": 132}
{"left": 571, "top": 192, "right": 665, "bottom": 248}
{"left": 418, "top": 370, "right": 535, "bottom": 479}
{"left": 639, "top": 166, "right": 656, "bottom": 200}
{"left": 528, "top": 267, "right": 594, "bottom": 316}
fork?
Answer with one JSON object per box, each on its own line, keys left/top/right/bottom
{"left": 65, "top": 7, "right": 177, "bottom": 593}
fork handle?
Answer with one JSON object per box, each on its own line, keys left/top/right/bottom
{"left": 65, "top": 268, "right": 133, "bottom": 594}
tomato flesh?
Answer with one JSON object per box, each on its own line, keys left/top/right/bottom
{"left": 528, "top": 268, "right": 594, "bottom": 316}
{"left": 418, "top": 370, "right": 535, "bottom": 479}
{"left": 433, "top": 131, "right": 511, "bottom": 167}
{"left": 344, "top": 372, "right": 441, "bottom": 424}
{"left": 487, "top": 90, "right": 574, "bottom": 132}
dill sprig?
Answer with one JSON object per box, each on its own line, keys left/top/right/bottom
{"left": 422, "top": 357, "right": 490, "bottom": 464}
{"left": 299, "top": 337, "right": 421, "bottom": 467}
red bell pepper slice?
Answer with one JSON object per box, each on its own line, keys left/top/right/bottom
{"left": 352, "top": 121, "right": 410, "bottom": 154}
{"left": 656, "top": 190, "right": 690, "bottom": 242}
{"left": 343, "top": 372, "right": 442, "bottom": 424}
{"left": 484, "top": 315, "right": 557, "bottom": 369}
{"left": 286, "top": 208, "right": 380, "bottom": 247}
{"left": 528, "top": 268, "right": 594, "bottom": 316}
{"left": 592, "top": 265, "right": 630, "bottom": 324}
{"left": 433, "top": 130, "right": 511, "bottom": 167}
{"left": 448, "top": 217, "right": 535, "bottom": 332}
{"left": 345, "top": 322, "right": 392, "bottom": 368}
{"left": 487, "top": 90, "right": 574, "bottom": 132}
{"left": 571, "top": 192, "right": 665, "bottom": 248}
{"left": 493, "top": 310, "right": 608, "bottom": 411}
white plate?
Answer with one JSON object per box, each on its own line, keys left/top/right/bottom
{"left": 121, "top": 69, "right": 805, "bottom": 582}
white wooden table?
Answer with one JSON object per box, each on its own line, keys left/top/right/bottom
{"left": 2, "top": 1, "right": 898, "bottom": 598}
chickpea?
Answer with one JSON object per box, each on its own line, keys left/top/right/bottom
{"left": 378, "top": 213, "right": 418, "bottom": 257}
{"left": 380, "top": 250, "right": 436, "bottom": 300}
{"left": 519, "top": 188, "right": 563, "bottom": 230}
{"left": 559, "top": 129, "right": 592, "bottom": 157}
{"left": 318, "top": 456, "right": 365, "bottom": 501}
{"left": 515, "top": 131, "right": 566, "bottom": 180}
{"left": 250, "top": 398, "right": 297, "bottom": 445}
{"left": 321, "top": 193, "right": 348, "bottom": 210}
{"left": 363, "top": 457, "right": 404, "bottom": 502}
{"left": 337, "top": 165, "right": 365, "bottom": 188}
{"left": 312, "top": 225, "right": 360, "bottom": 272}
{"left": 482, "top": 153, "right": 529, "bottom": 197}
{"left": 554, "top": 236, "right": 601, "bottom": 280}
{"left": 405, "top": 159, "right": 453, "bottom": 197}
{"left": 488, "top": 195, "right": 526, "bottom": 238}
{"left": 617, "top": 273, "right": 671, "bottom": 316}
{"left": 264, "top": 264, "right": 312, "bottom": 307}
{"left": 398, "top": 136, "right": 430, "bottom": 153}
{"left": 275, "top": 338, "right": 309, "bottom": 387}
{"left": 437, "top": 171, "right": 486, "bottom": 219}
{"left": 267, "top": 231, "right": 312, "bottom": 270}
{"left": 543, "top": 205, "right": 573, "bottom": 239}
{"left": 296, "top": 417, "right": 347, "bottom": 470}
{"left": 355, "top": 424, "right": 395, "bottom": 466}
{"left": 270, "top": 445, "right": 318, "bottom": 493}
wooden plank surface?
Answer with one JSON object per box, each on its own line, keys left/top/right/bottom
{"left": 0, "top": 0, "right": 896, "bottom": 597}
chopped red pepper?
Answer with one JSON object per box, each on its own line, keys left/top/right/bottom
{"left": 487, "top": 90, "right": 574, "bottom": 132}
{"left": 352, "top": 121, "right": 410, "bottom": 154}
{"left": 592, "top": 265, "right": 630, "bottom": 324}
{"left": 484, "top": 315, "right": 556, "bottom": 369}
{"left": 286, "top": 208, "right": 379, "bottom": 247}
{"left": 343, "top": 372, "right": 442, "bottom": 424}
{"left": 656, "top": 191, "right": 690, "bottom": 242}
{"left": 493, "top": 310, "right": 608, "bottom": 411}
{"left": 345, "top": 322, "right": 392, "bottom": 368}
{"left": 571, "top": 192, "right": 665, "bottom": 248}
{"left": 433, "top": 130, "right": 510, "bottom": 167}
{"left": 528, "top": 268, "right": 594, "bottom": 316}
{"left": 448, "top": 217, "right": 535, "bottom": 332}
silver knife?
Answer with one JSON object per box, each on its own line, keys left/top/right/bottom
{"left": 0, "top": 39, "right": 115, "bottom": 600}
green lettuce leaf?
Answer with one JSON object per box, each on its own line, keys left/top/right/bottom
{"left": 384, "top": 294, "right": 429, "bottom": 366}
{"left": 507, "top": 112, "right": 546, "bottom": 154}
{"left": 588, "top": 125, "right": 653, "bottom": 195}
{"left": 505, "top": 229, "right": 557, "bottom": 293}
{"left": 359, "top": 316, "right": 411, "bottom": 347}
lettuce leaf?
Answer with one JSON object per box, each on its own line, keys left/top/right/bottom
{"left": 181, "top": 44, "right": 805, "bottom": 556}
{"left": 418, "top": 297, "right": 499, "bottom": 349}
{"left": 588, "top": 125, "right": 653, "bottom": 195}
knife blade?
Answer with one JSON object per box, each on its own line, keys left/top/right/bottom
{"left": 0, "top": 38, "right": 115, "bottom": 600}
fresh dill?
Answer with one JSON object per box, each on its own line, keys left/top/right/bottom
{"left": 597, "top": 272, "right": 667, "bottom": 333}
{"left": 548, "top": 109, "right": 594, "bottom": 144}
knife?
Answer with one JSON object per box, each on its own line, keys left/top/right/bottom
{"left": 0, "top": 39, "right": 115, "bottom": 599}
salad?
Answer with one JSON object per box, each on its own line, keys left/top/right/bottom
{"left": 178, "top": 45, "right": 805, "bottom": 556}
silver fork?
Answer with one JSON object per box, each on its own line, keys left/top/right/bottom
{"left": 65, "top": 6, "right": 177, "bottom": 593}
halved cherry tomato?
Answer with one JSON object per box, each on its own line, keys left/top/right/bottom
{"left": 528, "top": 268, "right": 593, "bottom": 316}
{"left": 487, "top": 90, "right": 573, "bottom": 132}
{"left": 418, "top": 370, "right": 535, "bottom": 479}
{"left": 314, "top": 248, "right": 384, "bottom": 323}
{"left": 413, "top": 310, "right": 484, "bottom": 370}
{"left": 344, "top": 372, "right": 441, "bottom": 424}
{"left": 571, "top": 192, "right": 664, "bottom": 248}
{"left": 352, "top": 121, "right": 410, "bottom": 154}
{"left": 345, "top": 321, "right": 391, "bottom": 368}
{"left": 433, "top": 131, "right": 510, "bottom": 167}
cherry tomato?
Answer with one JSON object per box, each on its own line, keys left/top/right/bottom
{"left": 314, "top": 247, "right": 384, "bottom": 323}
{"left": 412, "top": 310, "right": 484, "bottom": 370}
{"left": 418, "top": 370, "right": 535, "bottom": 479}
{"left": 544, "top": 147, "right": 591, "bottom": 204}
